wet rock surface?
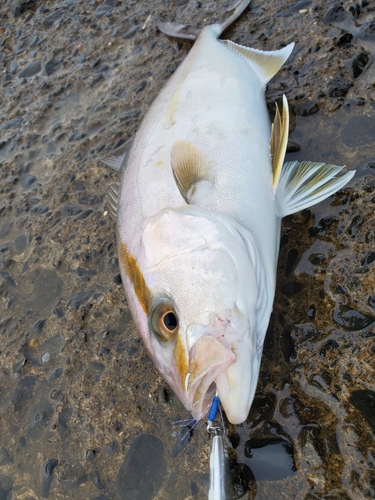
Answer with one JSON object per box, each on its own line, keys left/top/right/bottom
{"left": 0, "top": 0, "right": 375, "bottom": 499}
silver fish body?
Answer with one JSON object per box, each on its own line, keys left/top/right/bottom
{"left": 105, "top": 0, "right": 355, "bottom": 424}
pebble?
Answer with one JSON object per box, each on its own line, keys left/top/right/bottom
{"left": 49, "top": 368, "right": 63, "bottom": 382}
{"left": 348, "top": 215, "right": 364, "bottom": 237}
{"left": 33, "top": 319, "right": 46, "bottom": 334}
{"left": 42, "top": 353, "right": 51, "bottom": 363}
{"left": 88, "top": 470, "right": 104, "bottom": 490}
{"left": 2, "top": 117, "right": 23, "bottom": 130}
{"left": 361, "top": 251, "right": 375, "bottom": 266}
{"left": 293, "top": 100, "right": 319, "bottom": 116}
{"left": 116, "top": 434, "right": 166, "bottom": 500}
{"left": 43, "top": 10, "right": 66, "bottom": 29}
{"left": 20, "top": 174, "right": 37, "bottom": 189}
{"left": 45, "top": 59, "right": 63, "bottom": 76}
{"left": 349, "top": 52, "right": 370, "bottom": 79}
{"left": 76, "top": 209, "right": 93, "bottom": 220}
{"left": 95, "top": 4, "right": 113, "bottom": 18}
{"left": 68, "top": 289, "right": 94, "bottom": 308}
{"left": 122, "top": 25, "right": 141, "bottom": 39}
{"left": 359, "top": 19, "right": 375, "bottom": 40}
{"left": 18, "top": 61, "right": 42, "bottom": 78}
{"left": 9, "top": 60, "right": 18, "bottom": 75}
{"left": 42, "top": 459, "right": 58, "bottom": 498}
{"left": 68, "top": 131, "right": 86, "bottom": 141}
{"left": 14, "top": 233, "right": 28, "bottom": 253}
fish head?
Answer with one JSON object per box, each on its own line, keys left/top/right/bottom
{"left": 118, "top": 206, "right": 266, "bottom": 425}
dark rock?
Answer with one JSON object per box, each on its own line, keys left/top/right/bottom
{"left": 76, "top": 209, "right": 93, "bottom": 220}
{"left": 348, "top": 215, "right": 364, "bottom": 237}
{"left": 20, "top": 174, "right": 37, "bottom": 189}
{"left": 0, "top": 222, "right": 13, "bottom": 239}
{"left": 286, "top": 139, "right": 300, "bottom": 153}
{"left": 327, "top": 77, "right": 352, "bottom": 98}
{"left": 2, "top": 73, "right": 12, "bottom": 86}
{"left": 2, "top": 117, "right": 23, "bottom": 130}
{"left": 37, "top": 205, "right": 49, "bottom": 215}
{"left": 68, "top": 131, "right": 86, "bottom": 142}
{"left": 18, "top": 61, "right": 42, "bottom": 78}
{"left": 309, "top": 253, "right": 326, "bottom": 265}
{"left": 43, "top": 10, "right": 66, "bottom": 29}
{"left": 135, "top": 80, "right": 147, "bottom": 93}
{"left": 113, "top": 273, "right": 122, "bottom": 285}
{"left": 15, "top": 233, "right": 28, "bottom": 252}
{"left": 281, "top": 329, "right": 297, "bottom": 362}
{"left": 369, "top": 295, "right": 375, "bottom": 311}
{"left": 12, "top": 0, "right": 37, "bottom": 18}
{"left": 320, "top": 339, "right": 339, "bottom": 357}
{"left": 88, "top": 470, "right": 104, "bottom": 490}
{"left": 89, "top": 361, "right": 105, "bottom": 371}
{"left": 68, "top": 290, "right": 94, "bottom": 308}
{"left": 119, "top": 108, "right": 142, "bottom": 123}
{"left": 53, "top": 305, "right": 65, "bottom": 318}
{"left": 323, "top": 4, "right": 346, "bottom": 24}
{"left": 307, "top": 304, "right": 316, "bottom": 319}
{"left": 336, "top": 31, "right": 354, "bottom": 47}
{"left": 309, "top": 216, "right": 338, "bottom": 236}
{"left": 33, "top": 318, "right": 46, "bottom": 333}
{"left": 349, "top": 52, "right": 370, "bottom": 79}
{"left": 45, "top": 59, "right": 63, "bottom": 76}
{"left": 281, "top": 281, "right": 305, "bottom": 297}
{"left": 293, "top": 100, "right": 319, "bottom": 116}
{"left": 106, "top": 440, "right": 118, "bottom": 455}
{"left": 285, "top": 248, "right": 298, "bottom": 276}
{"left": 229, "top": 462, "right": 256, "bottom": 499}
{"left": 116, "top": 434, "right": 166, "bottom": 500}
{"left": 42, "top": 459, "right": 58, "bottom": 498}
{"left": 122, "top": 25, "right": 141, "bottom": 39}
{"left": 78, "top": 193, "right": 103, "bottom": 206}
{"left": 95, "top": 4, "right": 113, "bottom": 18}
{"left": 49, "top": 368, "right": 63, "bottom": 382}
{"left": 332, "top": 304, "right": 375, "bottom": 330}
{"left": 349, "top": 2, "right": 361, "bottom": 18}
{"left": 350, "top": 390, "right": 375, "bottom": 432}
{"left": 62, "top": 203, "right": 82, "bottom": 217}
{"left": 361, "top": 251, "right": 375, "bottom": 266}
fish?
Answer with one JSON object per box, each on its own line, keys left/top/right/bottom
{"left": 102, "top": 0, "right": 355, "bottom": 425}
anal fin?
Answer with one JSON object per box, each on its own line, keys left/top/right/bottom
{"left": 106, "top": 182, "right": 119, "bottom": 220}
{"left": 276, "top": 160, "right": 355, "bottom": 217}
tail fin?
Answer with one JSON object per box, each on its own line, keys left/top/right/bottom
{"left": 157, "top": 0, "right": 251, "bottom": 40}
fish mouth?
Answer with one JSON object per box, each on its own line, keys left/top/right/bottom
{"left": 185, "top": 335, "right": 236, "bottom": 421}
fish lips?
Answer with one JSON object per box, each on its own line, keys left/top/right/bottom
{"left": 185, "top": 335, "right": 236, "bottom": 421}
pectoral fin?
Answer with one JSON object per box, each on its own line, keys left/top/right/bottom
{"left": 275, "top": 161, "right": 355, "bottom": 217}
{"left": 271, "top": 95, "right": 289, "bottom": 189}
{"left": 171, "top": 139, "right": 214, "bottom": 204}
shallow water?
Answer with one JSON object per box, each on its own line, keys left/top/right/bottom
{"left": 0, "top": 0, "right": 375, "bottom": 499}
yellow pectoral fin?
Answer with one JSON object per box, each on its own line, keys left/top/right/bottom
{"left": 171, "top": 139, "right": 214, "bottom": 204}
{"left": 271, "top": 94, "right": 289, "bottom": 190}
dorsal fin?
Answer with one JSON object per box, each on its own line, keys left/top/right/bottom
{"left": 271, "top": 95, "right": 289, "bottom": 189}
{"left": 224, "top": 42, "right": 294, "bottom": 84}
{"left": 171, "top": 139, "right": 214, "bottom": 204}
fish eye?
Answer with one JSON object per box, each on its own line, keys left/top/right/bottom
{"left": 150, "top": 302, "right": 178, "bottom": 341}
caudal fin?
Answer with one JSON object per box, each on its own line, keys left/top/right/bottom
{"left": 157, "top": 0, "right": 251, "bottom": 40}
{"left": 275, "top": 160, "right": 355, "bottom": 217}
